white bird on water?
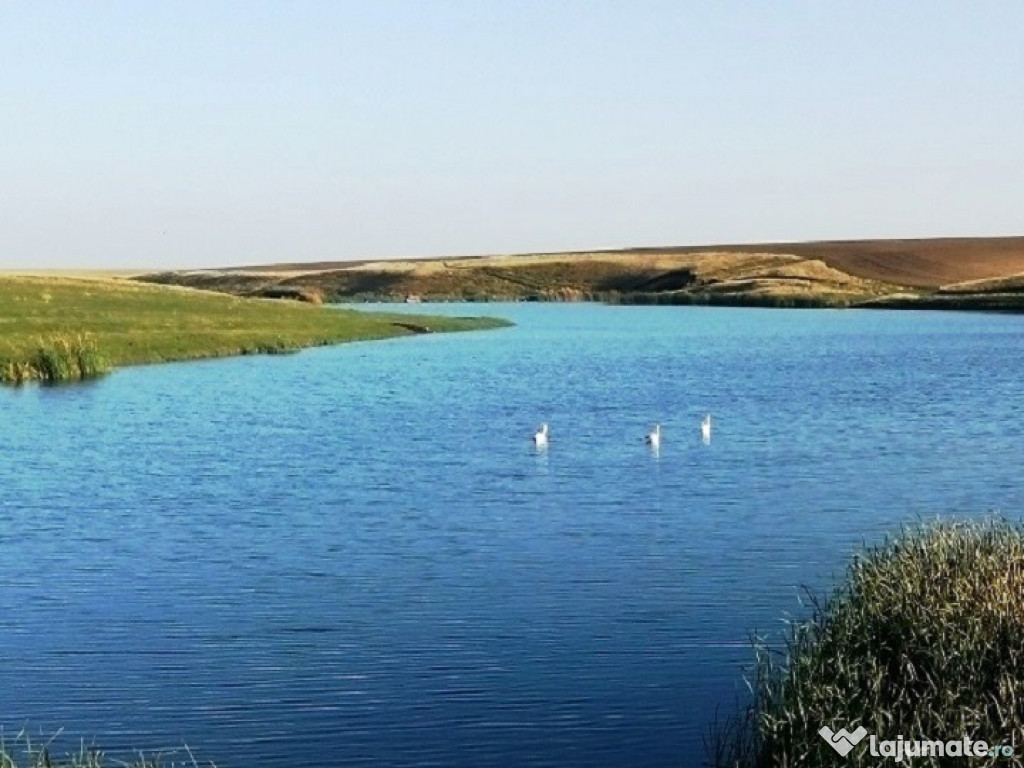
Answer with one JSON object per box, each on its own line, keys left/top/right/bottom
{"left": 533, "top": 423, "right": 549, "bottom": 449}
{"left": 701, "top": 414, "right": 712, "bottom": 442}
{"left": 645, "top": 424, "right": 661, "bottom": 450}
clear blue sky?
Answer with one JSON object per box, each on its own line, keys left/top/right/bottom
{"left": 2, "top": 1, "right": 1022, "bottom": 269}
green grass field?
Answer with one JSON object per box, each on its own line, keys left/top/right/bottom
{"left": 0, "top": 275, "right": 507, "bottom": 383}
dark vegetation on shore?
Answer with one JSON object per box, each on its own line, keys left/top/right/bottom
{"left": 0, "top": 276, "right": 507, "bottom": 384}
{"left": 138, "top": 236, "right": 1024, "bottom": 312}
{"left": 0, "top": 731, "right": 209, "bottom": 767}
{"left": 710, "top": 518, "right": 1024, "bottom": 767}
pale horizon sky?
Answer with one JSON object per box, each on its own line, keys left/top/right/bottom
{"left": 2, "top": 1, "right": 1022, "bottom": 270}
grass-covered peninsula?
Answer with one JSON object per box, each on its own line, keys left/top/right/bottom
{"left": 0, "top": 275, "right": 507, "bottom": 384}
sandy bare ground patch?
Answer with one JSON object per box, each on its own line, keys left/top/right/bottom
{"left": 938, "top": 272, "right": 1024, "bottom": 294}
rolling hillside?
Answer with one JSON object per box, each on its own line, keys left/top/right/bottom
{"left": 138, "top": 236, "right": 1024, "bottom": 311}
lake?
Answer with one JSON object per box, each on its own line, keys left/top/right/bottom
{"left": 1, "top": 304, "right": 1022, "bottom": 767}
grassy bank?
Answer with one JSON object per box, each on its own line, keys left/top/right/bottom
{"left": 855, "top": 292, "right": 1024, "bottom": 312}
{"left": 0, "top": 275, "right": 507, "bottom": 384}
{"left": 612, "top": 290, "right": 863, "bottom": 308}
{"left": 711, "top": 518, "right": 1024, "bottom": 767}
{"left": 0, "top": 732, "right": 205, "bottom": 768}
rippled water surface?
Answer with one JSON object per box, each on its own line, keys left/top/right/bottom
{"left": 2, "top": 304, "right": 1023, "bottom": 767}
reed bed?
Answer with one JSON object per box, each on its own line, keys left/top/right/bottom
{"left": 0, "top": 730, "right": 209, "bottom": 767}
{"left": 1, "top": 334, "right": 110, "bottom": 384}
{"left": 711, "top": 518, "right": 1024, "bottom": 767}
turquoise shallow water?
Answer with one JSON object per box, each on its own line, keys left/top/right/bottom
{"left": 1, "top": 304, "right": 1023, "bottom": 766}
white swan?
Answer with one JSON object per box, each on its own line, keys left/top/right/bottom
{"left": 645, "top": 424, "right": 661, "bottom": 449}
{"left": 701, "top": 414, "right": 712, "bottom": 442}
{"left": 533, "top": 423, "right": 549, "bottom": 449}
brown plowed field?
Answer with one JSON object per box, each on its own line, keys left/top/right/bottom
{"left": 680, "top": 237, "right": 1024, "bottom": 288}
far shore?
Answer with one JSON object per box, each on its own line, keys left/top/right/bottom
{"left": 0, "top": 268, "right": 148, "bottom": 279}
{"left": 132, "top": 236, "right": 1024, "bottom": 313}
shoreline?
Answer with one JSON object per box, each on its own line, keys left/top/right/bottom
{"left": 0, "top": 275, "right": 509, "bottom": 385}
{"left": 136, "top": 243, "right": 1024, "bottom": 314}
{"left": 317, "top": 292, "right": 1024, "bottom": 313}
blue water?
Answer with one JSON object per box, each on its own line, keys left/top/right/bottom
{"left": 1, "top": 304, "right": 1022, "bottom": 767}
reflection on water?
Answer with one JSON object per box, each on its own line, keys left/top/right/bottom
{"left": 533, "top": 444, "right": 550, "bottom": 474}
{"left": 1, "top": 304, "right": 1023, "bottom": 767}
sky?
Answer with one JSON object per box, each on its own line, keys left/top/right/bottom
{"left": 1, "top": 1, "right": 1022, "bottom": 270}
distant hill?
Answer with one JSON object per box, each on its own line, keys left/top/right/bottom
{"left": 647, "top": 236, "right": 1024, "bottom": 288}
{"left": 139, "top": 236, "right": 1024, "bottom": 311}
